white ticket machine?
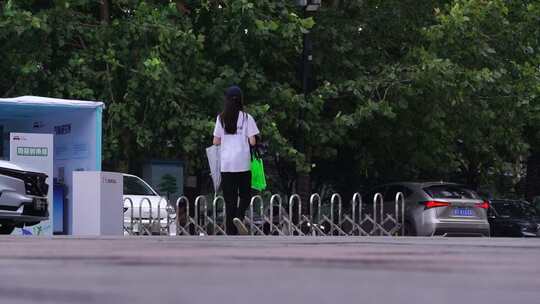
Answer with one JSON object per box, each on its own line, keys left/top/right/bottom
{"left": 72, "top": 171, "right": 123, "bottom": 236}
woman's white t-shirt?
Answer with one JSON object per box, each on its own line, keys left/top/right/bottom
{"left": 213, "top": 111, "right": 260, "bottom": 173}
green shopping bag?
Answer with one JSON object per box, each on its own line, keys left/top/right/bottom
{"left": 251, "top": 155, "right": 267, "bottom": 191}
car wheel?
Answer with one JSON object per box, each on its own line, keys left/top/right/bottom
{"left": 403, "top": 221, "right": 416, "bottom": 236}
{"left": 0, "top": 223, "right": 15, "bottom": 235}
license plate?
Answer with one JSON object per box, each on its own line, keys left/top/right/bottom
{"left": 453, "top": 208, "right": 473, "bottom": 217}
{"left": 33, "top": 198, "right": 47, "bottom": 211}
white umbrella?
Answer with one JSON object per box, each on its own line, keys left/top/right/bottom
{"left": 206, "top": 145, "right": 221, "bottom": 193}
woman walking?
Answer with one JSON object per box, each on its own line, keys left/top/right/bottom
{"left": 213, "top": 85, "right": 260, "bottom": 235}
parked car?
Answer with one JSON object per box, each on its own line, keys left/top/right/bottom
{"left": 488, "top": 199, "right": 539, "bottom": 237}
{"left": 0, "top": 160, "right": 49, "bottom": 234}
{"left": 367, "top": 182, "right": 490, "bottom": 236}
{"left": 122, "top": 174, "right": 175, "bottom": 235}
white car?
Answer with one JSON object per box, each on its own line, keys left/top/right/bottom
{"left": 122, "top": 174, "right": 176, "bottom": 235}
{"left": 0, "top": 160, "right": 49, "bottom": 234}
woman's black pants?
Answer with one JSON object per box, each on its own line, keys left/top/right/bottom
{"left": 221, "top": 171, "right": 252, "bottom": 235}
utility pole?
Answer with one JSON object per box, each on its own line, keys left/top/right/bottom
{"left": 301, "top": 12, "right": 314, "bottom": 97}
{"left": 296, "top": 0, "right": 321, "bottom": 214}
{"left": 298, "top": 1, "right": 320, "bottom": 94}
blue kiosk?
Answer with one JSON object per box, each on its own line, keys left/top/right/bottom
{"left": 0, "top": 96, "right": 104, "bottom": 234}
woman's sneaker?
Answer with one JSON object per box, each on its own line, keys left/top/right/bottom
{"left": 233, "top": 218, "right": 249, "bottom": 235}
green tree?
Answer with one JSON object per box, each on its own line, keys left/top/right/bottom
{"left": 1, "top": 0, "right": 538, "bottom": 198}
{"left": 405, "top": 0, "right": 539, "bottom": 189}
{"left": 159, "top": 173, "right": 178, "bottom": 200}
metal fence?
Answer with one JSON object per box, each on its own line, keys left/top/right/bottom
{"left": 123, "top": 192, "right": 405, "bottom": 237}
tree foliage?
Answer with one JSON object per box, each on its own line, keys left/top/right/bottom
{"left": 1, "top": 0, "right": 539, "bottom": 196}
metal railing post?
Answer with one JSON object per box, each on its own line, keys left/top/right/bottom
{"left": 175, "top": 196, "right": 190, "bottom": 235}
{"left": 139, "top": 197, "right": 152, "bottom": 236}
{"left": 288, "top": 194, "right": 301, "bottom": 236}
{"left": 373, "top": 193, "right": 383, "bottom": 236}
{"left": 157, "top": 197, "right": 165, "bottom": 235}
{"left": 248, "top": 196, "right": 264, "bottom": 235}
{"left": 330, "top": 194, "right": 342, "bottom": 235}
{"left": 352, "top": 193, "right": 362, "bottom": 232}
{"left": 249, "top": 196, "right": 255, "bottom": 235}
{"left": 123, "top": 198, "right": 134, "bottom": 235}
{"left": 269, "top": 194, "right": 282, "bottom": 235}
{"left": 211, "top": 196, "right": 226, "bottom": 235}
{"left": 194, "top": 196, "right": 206, "bottom": 235}
{"left": 395, "top": 192, "right": 405, "bottom": 236}
{"left": 309, "top": 194, "right": 320, "bottom": 235}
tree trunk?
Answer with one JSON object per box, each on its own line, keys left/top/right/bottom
{"left": 99, "top": 0, "right": 110, "bottom": 24}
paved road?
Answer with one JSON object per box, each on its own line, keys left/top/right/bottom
{"left": 1, "top": 236, "right": 539, "bottom": 304}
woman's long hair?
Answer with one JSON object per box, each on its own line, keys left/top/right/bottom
{"left": 220, "top": 94, "right": 243, "bottom": 134}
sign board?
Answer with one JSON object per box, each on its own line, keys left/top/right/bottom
{"left": 10, "top": 132, "right": 54, "bottom": 235}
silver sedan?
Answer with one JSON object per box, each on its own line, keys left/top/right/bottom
{"left": 369, "top": 182, "right": 490, "bottom": 236}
